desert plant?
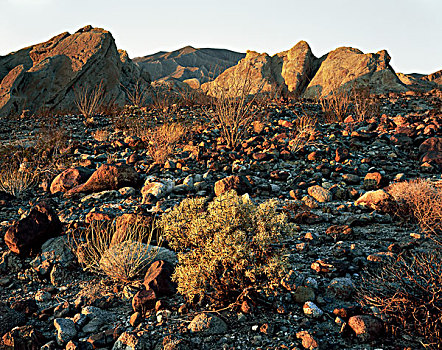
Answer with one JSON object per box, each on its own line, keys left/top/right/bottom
{"left": 388, "top": 179, "right": 442, "bottom": 238}
{"left": 122, "top": 79, "right": 149, "bottom": 107}
{"left": 351, "top": 87, "right": 380, "bottom": 122}
{"left": 289, "top": 115, "right": 318, "bottom": 154}
{"left": 358, "top": 250, "right": 442, "bottom": 349}
{"left": 158, "top": 191, "right": 294, "bottom": 306}
{"left": 71, "top": 218, "right": 159, "bottom": 282}
{"left": 143, "top": 122, "right": 187, "bottom": 164}
{"left": 318, "top": 86, "right": 352, "bottom": 123}
{"left": 74, "top": 81, "right": 106, "bottom": 119}
{"left": 0, "top": 160, "right": 38, "bottom": 197}
{"left": 204, "top": 67, "right": 265, "bottom": 149}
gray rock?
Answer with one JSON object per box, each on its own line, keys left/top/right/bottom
{"left": 54, "top": 318, "right": 77, "bottom": 345}
{"left": 188, "top": 313, "right": 228, "bottom": 335}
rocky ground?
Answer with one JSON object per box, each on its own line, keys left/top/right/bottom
{"left": 0, "top": 90, "right": 441, "bottom": 350}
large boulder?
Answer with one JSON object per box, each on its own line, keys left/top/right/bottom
{"left": 0, "top": 25, "right": 150, "bottom": 116}
{"left": 303, "top": 47, "right": 407, "bottom": 98}
{"left": 50, "top": 167, "right": 94, "bottom": 194}
{"left": 66, "top": 164, "right": 140, "bottom": 196}
{"left": 202, "top": 41, "right": 319, "bottom": 98}
{"left": 4, "top": 202, "right": 62, "bottom": 256}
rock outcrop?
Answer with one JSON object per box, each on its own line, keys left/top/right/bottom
{"left": 397, "top": 69, "right": 442, "bottom": 92}
{"left": 134, "top": 46, "right": 245, "bottom": 86}
{"left": 202, "top": 41, "right": 319, "bottom": 97}
{"left": 303, "top": 47, "right": 407, "bottom": 98}
{"left": 0, "top": 25, "right": 150, "bottom": 116}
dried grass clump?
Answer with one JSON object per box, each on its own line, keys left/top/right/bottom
{"left": 388, "top": 179, "right": 442, "bottom": 237}
{"left": 319, "top": 87, "right": 352, "bottom": 123}
{"left": 158, "top": 191, "right": 294, "bottom": 306}
{"left": 289, "top": 115, "right": 318, "bottom": 154}
{"left": 0, "top": 161, "right": 38, "bottom": 197}
{"left": 144, "top": 123, "right": 187, "bottom": 164}
{"left": 72, "top": 219, "right": 159, "bottom": 283}
{"left": 358, "top": 251, "right": 442, "bottom": 349}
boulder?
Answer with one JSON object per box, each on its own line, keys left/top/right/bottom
{"left": 2, "top": 325, "right": 45, "bottom": 349}
{"left": 303, "top": 47, "right": 407, "bottom": 98}
{"left": 202, "top": 41, "right": 319, "bottom": 98}
{"left": 354, "top": 190, "right": 394, "bottom": 211}
{"left": 66, "top": 164, "right": 140, "bottom": 196}
{"left": 419, "top": 137, "right": 442, "bottom": 165}
{"left": 50, "top": 167, "right": 94, "bottom": 194}
{"left": 188, "top": 313, "right": 228, "bottom": 335}
{"left": 4, "top": 202, "right": 62, "bottom": 256}
{"left": 0, "top": 25, "right": 150, "bottom": 116}
{"left": 348, "top": 315, "right": 384, "bottom": 342}
{"left": 143, "top": 260, "right": 176, "bottom": 296}
{"left": 214, "top": 175, "right": 252, "bottom": 196}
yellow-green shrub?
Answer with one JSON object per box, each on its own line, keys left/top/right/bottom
{"left": 158, "top": 191, "right": 294, "bottom": 305}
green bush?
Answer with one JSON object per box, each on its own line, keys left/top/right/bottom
{"left": 158, "top": 191, "right": 294, "bottom": 305}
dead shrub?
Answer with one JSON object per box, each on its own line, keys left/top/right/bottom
{"left": 143, "top": 123, "right": 187, "bottom": 164}
{"left": 204, "top": 66, "right": 266, "bottom": 149}
{"left": 122, "top": 79, "right": 149, "bottom": 107}
{"left": 0, "top": 159, "right": 38, "bottom": 197}
{"left": 388, "top": 179, "right": 442, "bottom": 238}
{"left": 319, "top": 87, "right": 352, "bottom": 123}
{"left": 74, "top": 81, "right": 106, "bottom": 120}
{"left": 358, "top": 250, "right": 442, "bottom": 349}
{"left": 289, "top": 115, "right": 318, "bottom": 154}
{"left": 351, "top": 87, "right": 380, "bottom": 122}
{"left": 71, "top": 218, "right": 159, "bottom": 283}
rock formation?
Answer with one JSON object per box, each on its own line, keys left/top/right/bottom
{"left": 0, "top": 25, "right": 150, "bottom": 116}
{"left": 134, "top": 46, "right": 245, "bottom": 87}
{"left": 397, "top": 69, "right": 442, "bottom": 92}
{"left": 202, "top": 41, "right": 319, "bottom": 98}
{"left": 303, "top": 47, "right": 407, "bottom": 98}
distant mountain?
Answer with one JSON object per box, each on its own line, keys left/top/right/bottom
{"left": 397, "top": 69, "right": 442, "bottom": 91}
{"left": 134, "top": 46, "right": 245, "bottom": 86}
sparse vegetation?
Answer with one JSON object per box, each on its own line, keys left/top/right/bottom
{"left": 358, "top": 250, "right": 442, "bottom": 349}
{"left": 74, "top": 81, "right": 106, "bottom": 121}
{"left": 144, "top": 122, "right": 188, "bottom": 164}
{"left": 0, "top": 160, "right": 38, "bottom": 197}
{"left": 204, "top": 67, "right": 265, "bottom": 149}
{"left": 388, "top": 179, "right": 442, "bottom": 239}
{"left": 72, "top": 218, "right": 159, "bottom": 283}
{"left": 289, "top": 115, "right": 318, "bottom": 154}
{"left": 158, "top": 191, "right": 294, "bottom": 306}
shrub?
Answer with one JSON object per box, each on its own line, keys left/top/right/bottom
{"left": 74, "top": 81, "right": 106, "bottom": 120}
{"left": 388, "top": 179, "right": 442, "bottom": 238}
{"left": 0, "top": 160, "right": 38, "bottom": 197}
{"left": 289, "top": 115, "right": 318, "bottom": 154}
{"left": 204, "top": 66, "right": 265, "bottom": 149}
{"left": 318, "top": 86, "right": 352, "bottom": 123}
{"left": 71, "top": 218, "right": 159, "bottom": 283}
{"left": 358, "top": 250, "right": 442, "bottom": 349}
{"left": 158, "top": 191, "right": 294, "bottom": 306}
{"left": 144, "top": 122, "right": 187, "bottom": 164}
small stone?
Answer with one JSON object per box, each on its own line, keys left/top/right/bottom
{"left": 296, "top": 330, "right": 319, "bottom": 349}
{"left": 188, "top": 313, "right": 228, "bottom": 335}
{"left": 303, "top": 301, "right": 323, "bottom": 318}
{"left": 307, "top": 185, "right": 332, "bottom": 203}
{"left": 54, "top": 318, "right": 77, "bottom": 346}
{"left": 292, "top": 286, "right": 315, "bottom": 303}
{"left": 348, "top": 315, "right": 384, "bottom": 341}
{"left": 129, "top": 312, "right": 142, "bottom": 327}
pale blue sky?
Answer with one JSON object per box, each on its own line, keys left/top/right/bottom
{"left": 1, "top": 0, "right": 440, "bottom": 74}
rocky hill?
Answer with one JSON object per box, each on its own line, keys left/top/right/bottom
{"left": 0, "top": 25, "right": 150, "bottom": 117}
{"left": 134, "top": 46, "right": 245, "bottom": 88}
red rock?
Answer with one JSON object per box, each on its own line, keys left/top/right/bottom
{"left": 50, "top": 167, "right": 93, "bottom": 194}
{"left": 348, "top": 315, "right": 384, "bottom": 341}
{"left": 4, "top": 202, "right": 62, "bottom": 256}
{"left": 132, "top": 289, "right": 156, "bottom": 315}
{"left": 143, "top": 260, "right": 176, "bottom": 297}
{"left": 335, "top": 147, "right": 349, "bottom": 162}
{"left": 214, "top": 175, "right": 252, "bottom": 196}
{"left": 363, "top": 172, "right": 387, "bottom": 190}
{"left": 2, "top": 325, "right": 45, "bottom": 349}
{"left": 296, "top": 330, "right": 319, "bottom": 349}
{"left": 66, "top": 164, "right": 140, "bottom": 196}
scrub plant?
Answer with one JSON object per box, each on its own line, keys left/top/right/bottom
{"left": 158, "top": 191, "right": 294, "bottom": 306}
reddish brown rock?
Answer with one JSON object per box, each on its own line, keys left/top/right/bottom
{"left": 348, "top": 315, "right": 384, "bottom": 342}
{"left": 132, "top": 289, "right": 156, "bottom": 315}
{"left": 214, "top": 175, "right": 252, "bottom": 196}
{"left": 143, "top": 260, "right": 176, "bottom": 297}
{"left": 363, "top": 172, "right": 388, "bottom": 190}
{"left": 2, "top": 325, "right": 45, "bottom": 349}
{"left": 50, "top": 167, "right": 93, "bottom": 194}
{"left": 335, "top": 147, "right": 349, "bottom": 162}
{"left": 419, "top": 137, "right": 442, "bottom": 165}
{"left": 4, "top": 202, "right": 62, "bottom": 256}
{"left": 66, "top": 164, "right": 140, "bottom": 196}
{"left": 296, "top": 330, "right": 319, "bottom": 349}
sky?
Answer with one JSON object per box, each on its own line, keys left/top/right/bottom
{"left": 0, "top": 0, "right": 441, "bottom": 74}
